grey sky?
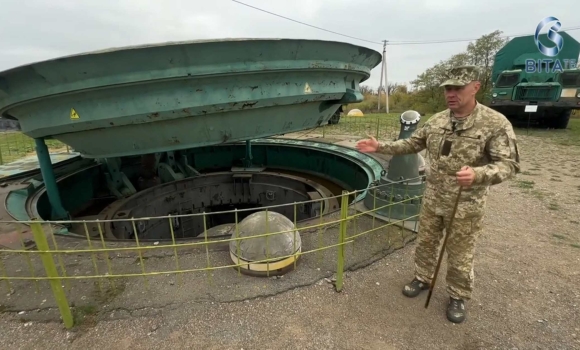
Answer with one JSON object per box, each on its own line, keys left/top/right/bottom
{"left": 1, "top": 0, "right": 579, "bottom": 89}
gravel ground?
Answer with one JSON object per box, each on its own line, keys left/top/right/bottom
{"left": 1, "top": 132, "right": 579, "bottom": 349}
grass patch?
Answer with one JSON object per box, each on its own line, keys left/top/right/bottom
{"left": 571, "top": 244, "right": 580, "bottom": 249}
{"left": 521, "top": 170, "right": 540, "bottom": 176}
{"left": 71, "top": 304, "right": 99, "bottom": 328}
{"left": 514, "top": 118, "right": 580, "bottom": 147}
{"left": 0, "top": 132, "right": 67, "bottom": 165}
{"left": 515, "top": 180, "right": 535, "bottom": 189}
{"left": 531, "top": 190, "right": 544, "bottom": 199}
{"left": 547, "top": 202, "right": 560, "bottom": 210}
{"left": 552, "top": 234, "right": 567, "bottom": 240}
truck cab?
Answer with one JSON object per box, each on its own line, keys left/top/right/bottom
{"left": 489, "top": 68, "right": 580, "bottom": 129}
{"left": 485, "top": 31, "right": 580, "bottom": 129}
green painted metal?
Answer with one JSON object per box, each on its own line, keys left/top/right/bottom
{"left": 0, "top": 39, "right": 381, "bottom": 158}
{"left": 491, "top": 32, "right": 580, "bottom": 84}
{"left": 364, "top": 111, "right": 426, "bottom": 221}
{"left": 188, "top": 138, "right": 384, "bottom": 203}
{"left": 17, "top": 139, "right": 383, "bottom": 226}
{"left": 34, "top": 138, "right": 69, "bottom": 221}
{"left": 487, "top": 32, "right": 580, "bottom": 128}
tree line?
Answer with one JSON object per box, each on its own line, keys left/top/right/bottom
{"left": 347, "top": 30, "right": 510, "bottom": 115}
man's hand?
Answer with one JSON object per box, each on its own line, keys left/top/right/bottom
{"left": 356, "top": 135, "right": 379, "bottom": 153}
{"left": 456, "top": 166, "right": 475, "bottom": 187}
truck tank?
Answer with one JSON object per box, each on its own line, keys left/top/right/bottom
{"left": 487, "top": 32, "right": 580, "bottom": 129}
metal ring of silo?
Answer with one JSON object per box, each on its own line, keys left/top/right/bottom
{"left": 15, "top": 138, "right": 385, "bottom": 242}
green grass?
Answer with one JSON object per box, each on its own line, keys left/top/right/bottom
{"left": 0, "top": 132, "right": 67, "bottom": 165}
{"left": 514, "top": 180, "right": 535, "bottom": 189}
{"left": 332, "top": 112, "right": 580, "bottom": 148}
{"left": 513, "top": 117, "right": 580, "bottom": 147}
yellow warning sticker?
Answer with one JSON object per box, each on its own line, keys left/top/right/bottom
{"left": 70, "top": 108, "right": 80, "bottom": 120}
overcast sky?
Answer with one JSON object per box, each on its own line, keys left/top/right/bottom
{"left": 1, "top": 0, "right": 579, "bottom": 89}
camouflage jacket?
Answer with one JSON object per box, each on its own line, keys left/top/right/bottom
{"left": 377, "top": 102, "right": 520, "bottom": 218}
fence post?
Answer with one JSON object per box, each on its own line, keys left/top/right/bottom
{"left": 335, "top": 190, "right": 350, "bottom": 292}
{"left": 30, "top": 220, "right": 74, "bottom": 329}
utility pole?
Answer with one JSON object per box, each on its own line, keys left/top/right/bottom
{"left": 377, "top": 40, "right": 389, "bottom": 113}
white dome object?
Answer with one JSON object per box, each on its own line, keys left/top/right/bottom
{"left": 347, "top": 108, "right": 364, "bottom": 117}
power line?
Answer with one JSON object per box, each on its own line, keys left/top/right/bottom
{"left": 232, "top": 0, "right": 580, "bottom": 46}
{"left": 387, "top": 26, "right": 580, "bottom": 45}
{"left": 231, "top": 0, "right": 382, "bottom": 45}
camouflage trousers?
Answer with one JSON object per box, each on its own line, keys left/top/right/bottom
{"left": 414, "top": 206, "right": 485, "bottom": 300}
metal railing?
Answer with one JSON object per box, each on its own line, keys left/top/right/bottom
{"left": 0, "top": 178, "right": 423, "bottom": 329}
{"left": 321, "top": 116, "right": 401, "bottom": 140}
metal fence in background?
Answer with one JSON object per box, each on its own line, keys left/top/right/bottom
{"left": 319, "top": 116, "right": 402, "bottom": 141}
{"left": 0, "top": 115, "right": 402, "bottom": 166}
{"left": 0, "top": 131, "right": 71, "bottom": 165}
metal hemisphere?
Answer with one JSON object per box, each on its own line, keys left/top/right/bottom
{"left": 400, "top": 110, "right": 421, "bottom": 125}
{"left": 229, "top": 211, "right": 302, "bottom": 276}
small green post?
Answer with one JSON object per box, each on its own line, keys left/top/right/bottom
{"left": 30, "top": 221, "right": 74, "bottom": 329}
{"left": 335, "top": 190, "right": 349, "bottom": 292}
{"left": 34, "top": 138, "right": 68, "bottom": 220}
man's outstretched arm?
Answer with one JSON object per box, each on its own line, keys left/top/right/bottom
{"left": 377, "top": 124, "right": 428, "bottom": 155}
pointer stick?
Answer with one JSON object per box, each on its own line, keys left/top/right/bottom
{"left": 424, "top": 186, "right": 463, "bottom": 309}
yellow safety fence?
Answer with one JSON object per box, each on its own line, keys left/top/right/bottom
{"left": 0, "top": 178, "right": 424, "bottom": 329}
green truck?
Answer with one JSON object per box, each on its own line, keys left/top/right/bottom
{"left": 487, "top": 32, "right": 580, "bottom": 129}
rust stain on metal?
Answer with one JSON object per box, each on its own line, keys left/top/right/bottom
{"left": 241, "top": 101, "right": 258, "bottom": 109}
{"left": 220, "top": 130, "right": 232, "bottom": 143}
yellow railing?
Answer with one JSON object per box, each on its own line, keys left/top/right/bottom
{"left": 0, "top": 178, "right": 423, "bottom": 329}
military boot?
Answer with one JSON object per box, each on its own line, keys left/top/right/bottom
{"left": 402, "top": 278, "right": 430, "bottom": 298}
{"left": 446, "top": 297, "right": 466, "bottom": 323}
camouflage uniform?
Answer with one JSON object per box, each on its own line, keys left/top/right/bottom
{"left": 376, "top": 66, "right": 520, "bottom": 302}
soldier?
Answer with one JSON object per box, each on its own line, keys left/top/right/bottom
{"left": 356, "top": 65, "right": 520, "bottom": 323}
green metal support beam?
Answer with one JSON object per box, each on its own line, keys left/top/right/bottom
{"left": 34, "top": 137, "right": 69, "bottom": 220}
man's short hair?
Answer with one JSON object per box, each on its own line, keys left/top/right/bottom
{"left": 439, "top": 65, "right": 482, "bottom": 87}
